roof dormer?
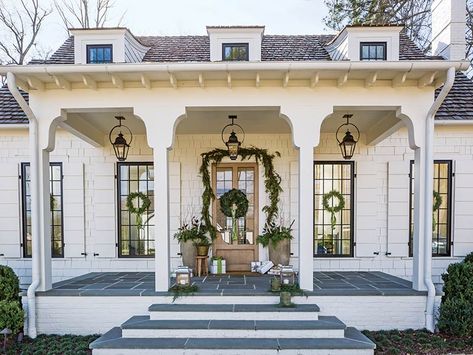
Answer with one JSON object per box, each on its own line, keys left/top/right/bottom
{"left": 206, "top": 26, "right": 265, "bottom": 62}
{"left": 325, "top": 25, "right": 403, "bottom": 61}
{"left": 71, "top": 28, "right": 149, "bottom": 64}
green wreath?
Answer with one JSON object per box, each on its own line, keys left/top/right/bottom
{"left": 322, "top": 190, "right": 345, "bottom": 231}
{"left": 220, "top": 189, "right": 249, "bottom": 218}
{"left": 126, "top": 192, "right": 151, "bottom": 229}
{"left": 432, "top": 191, "right": 443, "bottom": 231}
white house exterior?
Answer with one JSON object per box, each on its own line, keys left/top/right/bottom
{"left": 0, "top": 0, "right": 473, "bottom": 351}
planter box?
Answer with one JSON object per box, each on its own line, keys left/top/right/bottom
{"left": 210, "top": 259, "right": 226, "bottom": 274}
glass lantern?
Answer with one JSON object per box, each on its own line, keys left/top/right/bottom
{"left": 175, "top": 266, "right": 191, "bottom": 286}
{"left": 280, "top": 265, "right": 295, "bottom": 286}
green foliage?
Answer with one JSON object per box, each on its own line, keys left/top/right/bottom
{"left": 126, "top": 192, "right": 151, "bottom": 229}
{"left": 0, "top": 265, "right": 20, "bottom": 302}
{"left": 257, "top": 220, "right": 294, "bottom": 247}
{"left": 200, "top": 147, "right": 282, "bottom": 239}
{"left": 464, "top": 252, "right": 473, "bottom": 264}
{"left": 438, "top": 298, "right": 473, "bottom": 337}
{"left": 174, "top": 216, "right": 210, "bottom": 246}
{"left": 4, "top": 334, "right": 100, "bottom": 355}
{"left": 438, "top": 261, "right": 473, "bottom": 336}
{"left": 0, "top": 300, "right": 24, "bottom": 334}
{"left": 219, "top": 189, "right": 249, "bottom": 218}
{"left": 169, "top": 284, "right": 199, "bottom": 302}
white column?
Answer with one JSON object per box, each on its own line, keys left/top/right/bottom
{"left": 37, "top": 149, "right": 52, "bottom": 291}
{"left": 412, "top": 146, "right": 426, "bottom": 291}
{"left": 298, "top": 143, "right": 315, "bottom": 291}
{"left": 154, "top": 144, "right": 170, "bottom": 291}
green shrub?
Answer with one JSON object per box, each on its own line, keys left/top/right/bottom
{"left": 0, "top": 265, "right": 20, "bottom": 302}
{"left": 438, "top": 261, "right": 473, "bottom": 336}
{"left": 0, "top": 300, "right": 24, "bottom": 334}
{"left": 464, "top": 252, "right": 473, "bottom": 264}
{"left": 438, "top": 298, "right": 473, "bottom": 336}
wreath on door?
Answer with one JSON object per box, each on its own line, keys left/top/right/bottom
{"left": 220, "top": 189, "right": 249, "bottom": 241}
{"left": 322, "top": 190, "right": 345, "bottom": 231}
{"left": 126, "top": 192, "right": 151, "bottom": 230}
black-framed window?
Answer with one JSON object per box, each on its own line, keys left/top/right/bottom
{"left": 86, "top": 44, "right": 113, "bottom": 64}
{"left": 21, "top": 162, "right": 64, "bottom": 258}
{"left": 222, "top": 43, "right": 249, "bottom": 61}
{"left": 409, "top": 160, "right": 453, "bottom": 256}
{"left": 314, "top": 161, "right": 355, "bottom": 257}
{"left": 117, "top": 162, "right": 155, "bottom": 257}
{"left": 360, "top": 42, "right": 387, "bottom": 61}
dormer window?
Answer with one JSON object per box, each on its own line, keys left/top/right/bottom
{"left": 360, "top": 42, "right": 387, "bottom": 61}
{"left": 222, "top": 43, "right": 249, "bottom": 61}
{"left": 86, "top": 44, "right": 113, "bottom": 64}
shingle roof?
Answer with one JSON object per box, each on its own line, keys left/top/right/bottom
{"left": 0, "top": 86, "right": 28, "bottom": 124}
{"left": 140, "top": 36, "right": 210, "bottom": 62}
{"left": 436, "top": 72, "right": 473, "bottom": 120}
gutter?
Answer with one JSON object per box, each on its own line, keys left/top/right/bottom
{"left": 424, "top": 66, "right": 456, "bottom": 332}
{"left": 7, "top": 72, "right": 40, "bottom": 339}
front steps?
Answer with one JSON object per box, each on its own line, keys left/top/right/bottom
{"left": 90, "top": 303, "right": 375, "bottom": 354}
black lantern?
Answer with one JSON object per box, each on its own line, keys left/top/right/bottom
{"left": 109, "top": 116, "right": 133, "bottom": 161}
{"left": 221, "top": 115, "right": 245, "bottom": 160}
{"left": 336, "top": 114, "right": 360, "bottom": 160}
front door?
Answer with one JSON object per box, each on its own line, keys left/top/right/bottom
{"left": 212, "top": 163, "right": 258, "bottom": 272}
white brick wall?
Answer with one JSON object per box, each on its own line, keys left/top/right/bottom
{"left": 1, "top": 126, "right": 472, "bottom": 286}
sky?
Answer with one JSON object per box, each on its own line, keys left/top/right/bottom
{"left": 38, "top": 0, "right": 332, "bottom": 54}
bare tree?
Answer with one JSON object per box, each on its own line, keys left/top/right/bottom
{"left": 324, "top": 0, "right": 432, "bottom": 52}
{"left": 54, "top": 0, "right": 125, "bottom": 30}
{"left": 0, "top": 0, "right": 52, "bottom": 65}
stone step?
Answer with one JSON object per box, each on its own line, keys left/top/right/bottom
{"left": 148, "top": 303, "right": 320, "bottom": 320}
{"left": 120, "top": 316, "right": 346, "bottom": 339}
{"left": 90, "top": 327, "right": 375, "bottom": 355}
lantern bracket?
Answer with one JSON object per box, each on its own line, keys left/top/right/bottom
{"left": 109, "top": 116, "right": 133, "bottom": 147}
{"left": 221, "top": 115, "right": 245, "bottom": 145}
{"left": 335, "top": 114, "right": 360, "bottom": 144}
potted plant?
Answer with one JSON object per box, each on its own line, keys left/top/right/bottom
{"left": 257, "top": 220, "right": 294, "bottom": 266}
{"left": 174, "top": 217, "right": 211, "bottom": 269}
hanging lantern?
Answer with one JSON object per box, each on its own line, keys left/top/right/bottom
{"left": 221, "top": 115, "right": 245, "bottom": 160}
{"left": 109, "top": 116, "right": 133, "bottom": 161}
{"left": 336, "top": 114, "right": 360, "bottom": 160}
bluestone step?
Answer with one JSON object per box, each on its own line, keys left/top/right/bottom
{"left": 120, "top": 315, "right": 346, "bottom": 339}
{"left": 90, "top": 327, "right": 375, "bottom": 355}
{"left": 148, "top": 303, "right": 320, "bottom": 320}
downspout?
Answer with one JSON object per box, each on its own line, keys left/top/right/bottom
{"left": 424, "top": 66, "right": 456, "bottom": 332}
{"left": 7, "top": 72, "right": 40, "bottom": 338}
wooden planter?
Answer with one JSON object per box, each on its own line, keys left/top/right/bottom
{"left": 180, "top": 240, "right": 196, "bottom": 270}
{"left": 268, "top": 238, "right": 291, "bottom": 266}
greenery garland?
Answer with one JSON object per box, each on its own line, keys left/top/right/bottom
{"left": 322, "top": 190, "right": 345, "bottom": 231}
{"left": 126, "top": 192, "right": 151, "bottom": 229}
{"left": 433, "top": 190, "right": 443, "bottom": 231}
{"left": 220, "top": 189, "right": 249, "bottom": 218}
{"left": 200, "top": 147, "right": 282, "bottom": 239}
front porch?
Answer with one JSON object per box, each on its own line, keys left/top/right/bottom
{"left": 41, "top": 271, "right": 425, "bottom": 297}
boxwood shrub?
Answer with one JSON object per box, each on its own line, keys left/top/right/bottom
{"left": 0, "top": 265, "right": 20, "bottom": 302}
{"left": 0, "top": 300, "right": 24, "bottom": 334}
{"left": 438, "top": 261, "right": 473, "bottom": 336}
{"left": 464, "top": 252, "right": 473, "bottom": 264}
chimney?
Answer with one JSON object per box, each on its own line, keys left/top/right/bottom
{"left": 431, "top": 0, "right": 466, "bottom": 60}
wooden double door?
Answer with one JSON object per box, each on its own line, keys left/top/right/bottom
{"left": 212, "top": 163, "right": 258, "bottom": 272}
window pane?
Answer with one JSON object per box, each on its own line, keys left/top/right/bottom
{"left": 118, "top": 162, "right": 154, "bottom": 257}
{"left": 223, "top": 44, "right": 248, "bottom": 61}
{"left": 314, "top": 162, "right": 354, "bottom": 256}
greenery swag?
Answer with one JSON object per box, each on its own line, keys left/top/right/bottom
{"left": 200, "top": 147, "right": 282, "bottom": 239}
{"left": 322, "top": 190, "right": 345, "bottom": 231}
{"left": 126, "top": 192, "right": 151, "bottom": 230}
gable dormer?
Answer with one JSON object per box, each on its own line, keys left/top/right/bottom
{"left": 71, "top": 28, "right": 149, "bottom": 64}
{"left": 325, "top": 25, "right": 403, "bottom": 61}
{"left": 207, "top": 26, "right": 265, "bottom": 62}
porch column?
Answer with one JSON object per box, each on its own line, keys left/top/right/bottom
{"left": 298, "top": 143, "right": 315, "bottom": 291}
{"left": 154, "top": 144, "right": 170, "bottom": 291}
{"left": 37, "top": 149, "right": 52, "bottom": 291}
{"left": 412, "top": 146, "right": 426, "bottom": 290}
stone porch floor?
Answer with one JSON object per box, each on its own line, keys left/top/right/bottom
{"left": 38, "top": 271, "right": 426, "bottom": 297}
